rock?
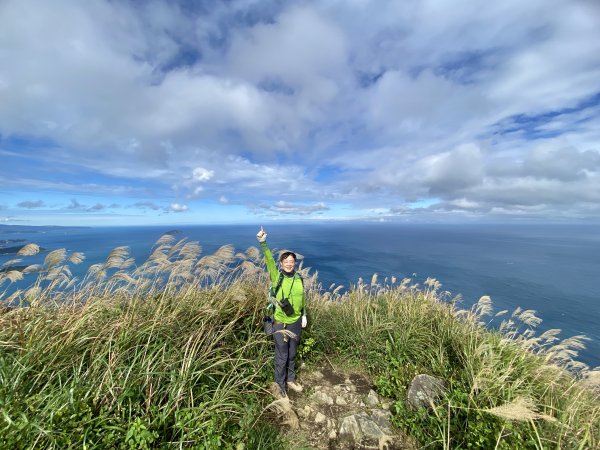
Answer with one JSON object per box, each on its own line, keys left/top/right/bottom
{"left": 339, "top": 413, "right": 391, "bottom": 447}
{"left": 371, "top": 409, "right": 393, "bottom": 434}
{"left": 338, "top": 415, "right": 362, "bottom": 443}
{"left": 336, "top": 395, "right": 347, "bottom": 405}
{"left": 406, "top": 374, "right": 448, "bottom": 410}
{"left": 311, "top": 391, "right": 334, "bottom": 405}
{"left": 366, "top": 389, "right": 379, "bottom": 407}
{"left": 381, "top": 401, "right": 392, "bottom": 411}
{"left": 356, "top": 413, "right": 385, "bottom": 441}
{"left": 328, "top": 429, "right": 337, "bottom": 440}
{"left": 314, "top": 412, "right": 327, "bottom": 423}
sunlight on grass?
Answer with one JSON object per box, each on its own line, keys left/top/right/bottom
{"left": 1, "top": 235, "right": 598, "bottom": 449}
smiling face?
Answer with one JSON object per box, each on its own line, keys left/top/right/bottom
{"left": 280, "top": 254, "right": 296, "bottom": 272}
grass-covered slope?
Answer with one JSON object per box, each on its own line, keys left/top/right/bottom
{"left": 1, "top": 236, "right": 598, "bottom": 449}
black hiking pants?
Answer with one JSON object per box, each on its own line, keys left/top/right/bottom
{"left": 273, "top": 317, "right": 302, "bottom": 391}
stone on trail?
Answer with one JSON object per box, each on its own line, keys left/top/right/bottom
{"left": 366, "top": 389, "right": 379, "bottom": 407}
{"left": 338, "top": 415, "right": 362, "bottom": 443}
{"left": 314, "top": 412, "right": 327, "bottom": 423}
{"left": 336, "top": 395, "right": 348, "bottom": 405}
{"left": 311, "top": 390, "right": 334, "bottom": 405}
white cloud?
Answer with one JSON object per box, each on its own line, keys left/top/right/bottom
{"left": 227, "top": 6, "right": 349, "bottom": 99}
{"left": 252, "top": 201, "right": 329, "bottom": 216}
{"left": 192, "top": 167, "right": 214, "bottom": 182}
{"left": 420, "top": 143, "right": 484, "bottom": 194}
{"left": 0, "top": 0, "right": 599, "bottom": 222}
{"left": 169, "top": 203, "right": 188, "bottom": 213}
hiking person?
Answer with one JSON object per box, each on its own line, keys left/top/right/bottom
{"left": 257, "top": 226, "right": 307, "bottom": 398}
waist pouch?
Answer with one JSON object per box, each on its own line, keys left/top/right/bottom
{"left": 263, "top": 316, "right": 274, "bottom": 335}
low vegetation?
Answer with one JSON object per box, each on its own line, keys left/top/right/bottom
{"left": 1, "top": 236, "right": 598, "bottom": 449}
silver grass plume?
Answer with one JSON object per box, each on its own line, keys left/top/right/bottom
{"left": 371, "top": 272, "right": 378, "bottom": 286}
{"left": 240, "top": 260, "right": 260, "bottom": 276}
{"left": 484, "top": 397, "right": 555, "bottom": 422}
{"left": 68, "top": 252, "right": 85, "bottom": 264}
{"left": 2, "top": 258, "right": 22, "bottom": 267}
{"left": 500, "top": 319, "right": 515, "bottom": 334}
{"left": 425, "top": 277, "right": 441, "bottom": 291}
{"left": 44, "top": 249, "right": 67, "bottom": 269}
{"left": 517, "top": 309, "right": 542, "bottom": 328}
{"left": 23, "top": 264, "right": 43, "bottom": 273}
{"left": 105, "top": 246, "right": 130, "bottom": 269}
{"left": 245, "top": 246, "right": 260, "bottom": 261}
{"left": 155, "top": 234, "right": 176, "bottom": 246}
{"left": 3, "top": 270, "right": 24, "bottom": 283}
{"left": 87, "top": 263, "right": 107, "bottom": 281}
{"left": 17, "top": 243, "right": 40, "bottom": 256}
{"left": 474, "top": 295, "right": 493, "bottom": 317}
{"left": 179, "top": 241, "right": 201, "bottom": 260}
{"left": 213, "top": 244, "right": 234, "bottom": 262}
{"left": 538, "top": 329, "right": 562, "bottom": 346}
{"left": 110, "top": 272, "right": 138, "bottom": 285}
{"left": 46, "top": 265, "right": 72, "bottom": 281}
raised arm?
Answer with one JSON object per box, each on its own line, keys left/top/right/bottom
{"left": 256, "top": 226, "right": 279, "bottom": 283}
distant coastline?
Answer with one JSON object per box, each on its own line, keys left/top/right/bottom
{"left": 0, "top": 224, "right": 91, "bottom": 233}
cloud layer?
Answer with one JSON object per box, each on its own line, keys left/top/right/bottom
{"left": 1, "top": 0, "right": 599, "bottom": 224}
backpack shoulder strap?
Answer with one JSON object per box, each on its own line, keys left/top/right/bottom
{"left": 273, "top": 271, "right": 285, "bottom": 296}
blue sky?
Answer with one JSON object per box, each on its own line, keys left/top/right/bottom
{"left": 1, "top": 0, "right": 600, "bottom": 226}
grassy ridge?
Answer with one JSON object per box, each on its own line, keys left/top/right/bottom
{"left": 308, "top": 279, "right": 599, "bottom": 448}
{"left": 1, "top": 236, "right": 599, "bottom": 449}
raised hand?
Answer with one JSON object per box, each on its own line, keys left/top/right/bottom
{"left": 256, "top": 226, "right": 267, "bottom": 243}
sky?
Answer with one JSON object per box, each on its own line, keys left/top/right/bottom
{"left": 1, "top": 0, "right": 600, "bottom": 226}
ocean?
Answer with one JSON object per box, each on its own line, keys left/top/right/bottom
{"left": 1, "top": 223, "right": 599, "bottom": 367}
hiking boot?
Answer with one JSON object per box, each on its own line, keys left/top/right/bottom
{"left": 287, "top": 381, "right": 303, "bottom": 393}
{"left": 271, "top": 382, "right": 287, "bottom": 399}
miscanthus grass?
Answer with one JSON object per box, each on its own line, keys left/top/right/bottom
{"left": 1, "top": 236, "right": 598, "bottom": 449}
{"left": 306, "top": 276, "right": 600, "bottom": 449}
{"left": 0, "top": 235, "right": 284, "bottom": 449}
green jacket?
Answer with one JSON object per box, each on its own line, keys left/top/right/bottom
{"left": 260, "top": 241, "right": 304, "bottom": 324}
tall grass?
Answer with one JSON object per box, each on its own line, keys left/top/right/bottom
{"left": 0, "top": 235, "right": 283, "bottom": 449}
{"left": 1, "top": 237, "right": 598, "bottom": 449}
{"left": 306, "top": 276, "right": 600, "bottom": 449}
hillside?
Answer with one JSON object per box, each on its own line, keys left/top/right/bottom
{"left": 1, "top": 235, "right": 598, "bottom": 449}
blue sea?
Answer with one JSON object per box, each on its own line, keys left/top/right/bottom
{"left": 1, "top": 223, "right": 599, "bottom": 367}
